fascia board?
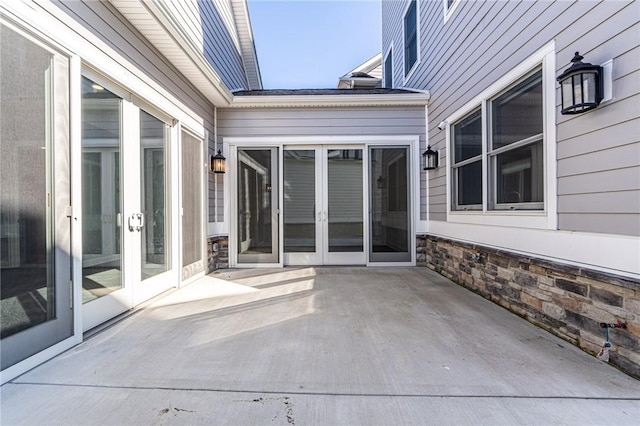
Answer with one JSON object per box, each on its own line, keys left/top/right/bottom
{"left": 139, "top": 0, "right": 234, "bottom": 106}
{"left": 231, "top": 0, "right": 263, "bottom": 89}
{"left": 230, "top": 92, "right": 430, "bottom": 108}
{"left": 345, "top": 53, "right": 383, "bottom": 77}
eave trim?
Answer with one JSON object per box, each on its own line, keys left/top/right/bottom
{"left": 230, "top": 92, "right": 430, "bottom": 108}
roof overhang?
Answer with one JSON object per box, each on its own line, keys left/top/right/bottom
{"left": 110, "top": 0, "right": 235, "bottom": 107}
{"left": 230, "top": 91, "right": 430, "bottom": 108}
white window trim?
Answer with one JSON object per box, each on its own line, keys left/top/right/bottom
{"left": 444, "top": 41, "right": 557, "bottom": 230}
{"left": 383, "top": 42, "right": 394, "bottom": 88}
{"left": 444, "top": 0, "right": 462, "bottom": 23}
{"left": 402, "top": 0, "right": 420, "bottom": 84}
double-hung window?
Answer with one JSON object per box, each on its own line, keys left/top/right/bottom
{"left": 490, "top": 70, "right": 543, "bottom": 209}
{"left": 404, "top": 0, "right": 418, "bottom": 76}
{"left": 451, "top": 68, "right": 544, "bottom": 211}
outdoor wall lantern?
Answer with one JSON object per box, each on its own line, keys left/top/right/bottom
{"left": 422, "top": 146, "right": 438, "bottom": 170}
{"left": 210, "top": 149, "right": 226, "bottom": 174}
{"left": 557, "top": 52, "right": 603, "bottom": 115}
{"left": 377, "top": 175, "right": 385, "bottom": 189}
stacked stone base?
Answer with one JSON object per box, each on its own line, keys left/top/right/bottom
{"left": 417, "top": 234, "right": 640, "bottom": 379}
{"left": 207, "top": 236, "right": 229, "bottom": 273}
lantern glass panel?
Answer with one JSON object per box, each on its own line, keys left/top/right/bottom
{"left": 573, "top": 74, "right": 583, "bottom": 106}
{"left": 561, "top": 77, "right": 573, "bottom": 110}
{"left": 583, "top": 72, "right": 596, "bottom": 104}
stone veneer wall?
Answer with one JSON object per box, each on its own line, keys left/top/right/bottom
{"left": 207, "top": 236, "right": 229, "bottom": 273}
{"left": 417, "top": 234, "right": 640, "bottom": 378}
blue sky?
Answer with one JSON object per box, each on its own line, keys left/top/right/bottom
{"left": 247, "top": 0, "right": 382, "bottom": 89}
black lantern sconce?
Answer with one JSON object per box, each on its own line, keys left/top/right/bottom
{"left": 422, "top": 145, "right": 438, "bottom": 170}
{"left": 557, "top": 52, "right": 603, "bottom": 115}
{"left": 210, "top": 149, "right": 226, "bottom": 174}
{"left": 376, "top": 175, "right": 385, "bottom": 189}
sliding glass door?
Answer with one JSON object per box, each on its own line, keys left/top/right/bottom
{"left": 1, "top": 24, "right": 73, "bottom": 370}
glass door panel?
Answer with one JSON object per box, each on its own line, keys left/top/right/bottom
{"left": 369, "top": 147, "right": 411, "bottom": 262}
{"left": 325, "top": 148, "right": 365, "bottom": 265}
{"left": 237, "top": 148, "right": 279, "bottom": 264}
{"left": 1, "top": 25, "right": 72, "bottom": 370}
{"left": 81, "top": 76, "right": 177, "bottom": 328}
{"left": 81, "top": 77, "right": 123, "bottom": 303}
{"left": 283, "top": 149, "right": 322, "bottom": 265}
{"left": 140, "top": 111, "right": 169, "bottom": 280}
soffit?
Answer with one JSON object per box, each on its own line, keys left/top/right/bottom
{"left": 110, "top": 0, "right": 233, "bottom": 106}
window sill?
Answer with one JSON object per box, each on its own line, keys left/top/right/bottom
{"left": 448, "top": 210, "right": 552, "bottom": 230}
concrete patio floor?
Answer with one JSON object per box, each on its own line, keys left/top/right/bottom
{"left": 1, "top": 267, "right": 639, "bottom": 425}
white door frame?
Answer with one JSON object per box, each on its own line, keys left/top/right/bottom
{"left": 225, "top": 136, "right": 419, "bottom": 268}
{"left": 81, "top": 69, "right": 180, "bottom": 331}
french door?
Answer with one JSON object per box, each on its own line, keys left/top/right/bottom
{"left": 284, "top": 146, "right": 366, "bottom": 265}
{"left": 81, "top": 74, "right": 176, "bottom": 331}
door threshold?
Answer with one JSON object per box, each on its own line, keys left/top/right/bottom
{"left": 83, "top": 287, "right": 177, "bottom": 340}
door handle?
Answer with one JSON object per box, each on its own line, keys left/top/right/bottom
{"left": 128, "top": 213, "right": 144, "bottom": 232}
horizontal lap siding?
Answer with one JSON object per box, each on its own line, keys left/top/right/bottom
{"left": 159, "top": 0, "right": 248, "bottom": 90}
{"left": 383, "top": 0, "right": 639, "bottom": 236}
{"left": 216, "top": 106, "right": 427, "bottom": 221}
{"left": 217, "top": 107, "right": 425, "bottom": 137}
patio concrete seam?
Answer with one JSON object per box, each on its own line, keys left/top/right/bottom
{"left": 9, "top": 382, "right": 640, "bottom": 401}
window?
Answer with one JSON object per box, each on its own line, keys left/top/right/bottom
{"left": 451, "top": 69, "right": 544, "bottom": 211}
{"left": 490, "top": 71, "right": 543, "bottom": 209}
{"left": 403, "top": 0, "right": 418, "bottom": 76}
{"left": 384, "top": 49, "right": 393, "bottom": 88}
{"left": 452, "top": 109, "right": 482, "bottom": 210}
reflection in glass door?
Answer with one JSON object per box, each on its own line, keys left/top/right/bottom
{"left": 81, "top": 77, "right": 123, "bottom": 304}
{"left": 140, "top": 111, "right": 169, "bottom": 281}
{"left": 81, "top": 76, "right": 175, "bottom": 330}
{"left": 283, "top": 149, "right": 322, "bottom": 265}
{"left": 369, "top": 147, "right": 411, "bottom": 262}
{"left": 325, "top": 149, "right": 365, "bottom": 264}
{"left": 1, "top": 25, "right": 72, "bottom": 370}
{"left": 237, "top": 148, "right": 279, "bottom": 264}
{"left": 283, "top": 147, "right": 365, "bottom": 265}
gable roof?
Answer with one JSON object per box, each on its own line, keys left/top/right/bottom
{"left": 111, "top": 0, "right": 262, "bottom": 106}
{"left": 337, "top": 53, "right": 382, "bottom": 88}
